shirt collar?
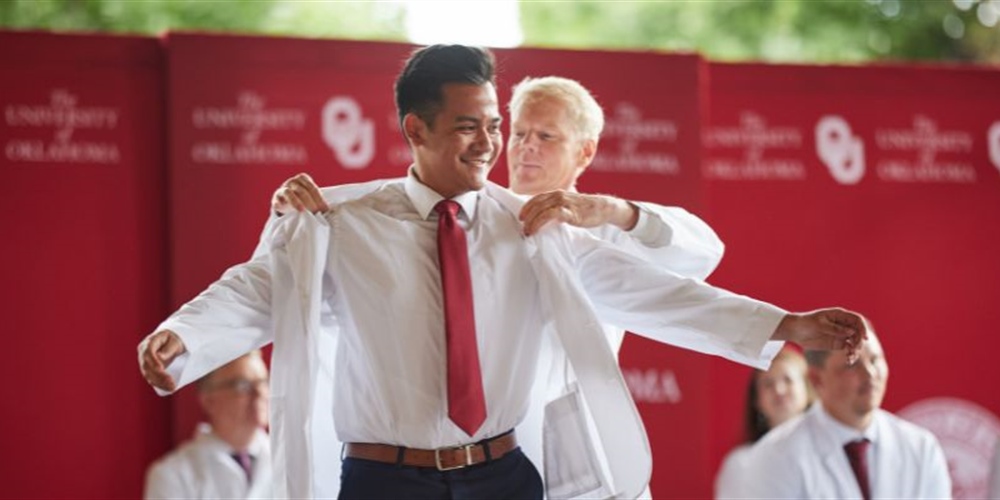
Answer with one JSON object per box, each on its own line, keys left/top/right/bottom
{"left": 815, "top": 401, "right": 878, "bottom": 445}
{"left": 404, "top": 166, "right": 479, "bottom": 223}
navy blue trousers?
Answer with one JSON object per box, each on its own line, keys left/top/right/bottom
{"left": 337, "top": 448, "right": 543, "bottom": 500}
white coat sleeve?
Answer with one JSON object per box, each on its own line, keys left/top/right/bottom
{"left": 565, "top": 226, "right": 784, "bottom": 369}
{"left": 155, "top": 180, "right": 394, "bottom": 392}
{"left": 601, "top": 202, "right": 725, "bottom": 280}
{"left": 153, "top": 245, "right": 278, "bottom": 393}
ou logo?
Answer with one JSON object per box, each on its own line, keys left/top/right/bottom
{"left": 989, "top": 121, "right": 1000, "bottom": 174}
{"left": 322, "top": 96, "right": 374, "bottom": 169}
{"left": 815, "top": 115, "right": 865, "bottom": 185}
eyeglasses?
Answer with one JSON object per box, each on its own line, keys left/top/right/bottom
{"left": 208, "top": 378, "right": 269, "bottom": 395}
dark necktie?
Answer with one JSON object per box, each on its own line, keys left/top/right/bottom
{"left": 435, "top": 200, "right": 486, "bottom": 436}
{"left": 231, "top": 451, "right": 253, "bottom": 483}
{"left": 844, "top": 439, "right": 871, "bottom": 500}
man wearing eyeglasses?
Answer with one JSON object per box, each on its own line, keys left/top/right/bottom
{"left": 144, "top": 351, "right": 272, "bottom": 499}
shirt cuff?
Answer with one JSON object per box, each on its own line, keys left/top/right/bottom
{"left": 626, "top": 203, "right": 671, "bottom": 247}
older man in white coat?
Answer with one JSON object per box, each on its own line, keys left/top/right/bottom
{"left": 740, "top": 329, "right": 951, "bottom": 499}
{"left": 144, "top": 352, "right": 272, "bottom": 499}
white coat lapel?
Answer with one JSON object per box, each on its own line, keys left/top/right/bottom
{"left": 487, "top": 183, "right": 653, "bottom": 499}
{"left": 868, "top": 412, "right": 898, "bottom": 499}
{"left": 811, "top": 412, "right": 863, "bottom": 499}
{"left": 529, "top": 230, "right": 652, "bottom": 499}
{"left": 268, "top": 212, "right": 330, "bottom": 499}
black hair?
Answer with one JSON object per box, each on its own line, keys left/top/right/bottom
{"left": 394, "top": 44, "right": 496, "bottom": 130}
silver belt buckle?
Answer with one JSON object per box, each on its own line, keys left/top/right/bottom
{"left": 435, "top": 443, "right": 475, "bottom": 471}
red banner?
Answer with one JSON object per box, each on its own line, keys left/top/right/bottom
{"left": 0, "top": 31, "right": 168, "bottom": 498}
{"left": 704, "top": 61, "right": 1000, "bottom": 499}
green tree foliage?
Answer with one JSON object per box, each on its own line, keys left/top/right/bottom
{"left": 1, "top": 0, "right": 997, "bottom": 63}
{"left": 0, "top": 0, "right": 407, "bottom": 41}
{"left": 519, "top": 0, "right": 1000, "bottom": 64}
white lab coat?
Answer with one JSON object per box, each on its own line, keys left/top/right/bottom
{"left": 154, "top": 180, "right": 785, "bottom": 499}
{"left": 714, "top": 443, "right": 752, "bottom": 499}
{"left": 144, "top": 424, "right": 272, "bottom": 499}
{"left": 743, "top": 404, "right": 952, "bottom": 499}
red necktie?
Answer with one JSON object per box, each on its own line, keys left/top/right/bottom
{"left": 435, "top": 200, "right": 486, "bottom": 436}
{"left": 844, "top": 439, "right": 871, "bottom": 500}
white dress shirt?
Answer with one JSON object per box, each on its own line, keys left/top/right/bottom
{"left": 327, "top": 174, "right": 545, "bottom": 447}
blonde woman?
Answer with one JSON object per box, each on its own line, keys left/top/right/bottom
{"left": 715, "top": 347, "right": 812, "bottom": 498}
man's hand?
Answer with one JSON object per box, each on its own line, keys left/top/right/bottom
{"left": 773, "top": 308, "right": 868, "bottom": 363}
{"left": 137, "top": 330, "right": 187, "bottom": 392}
{"left": 272, "top": 172, "right": 328, "bottom": 215}
{"left": 519, "top": 190, "right": 639, "bottom": 236}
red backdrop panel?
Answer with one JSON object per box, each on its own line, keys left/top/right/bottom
{"left": 0, "top": 31, "right": 169, "bottom": 498}
{"left": 704, "top": 61, "right": 1000, "bottom": 498}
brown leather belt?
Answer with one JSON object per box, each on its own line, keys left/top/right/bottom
{"left": 344, "top": 432, "right": 518, "bottom": 471}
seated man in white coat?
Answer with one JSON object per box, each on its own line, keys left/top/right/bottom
{"left": 144, "top": 351, "right": 272, "bottom": 499}
{"left": 741, "top": 327, "right": 951, "bottom": 499}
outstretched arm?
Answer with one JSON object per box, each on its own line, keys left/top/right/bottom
{"left": 557, "top": 226, "right": 865, "bottom": 367}
{"left": 136, "top": 251, "right": 277, "bottom": 394}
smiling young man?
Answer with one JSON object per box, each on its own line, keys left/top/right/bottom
{"left": 139, "top": 45, "right": 868, "bottom": 499}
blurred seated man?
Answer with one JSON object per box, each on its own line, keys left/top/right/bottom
{"left": 743, "top": 327, "right": 951, "bottom": 499}
{"left": 144, "top": 351, "right": 271, "bottom": 499}
{"left": 715, "top": 347, "right": 813, "bottom": 498}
